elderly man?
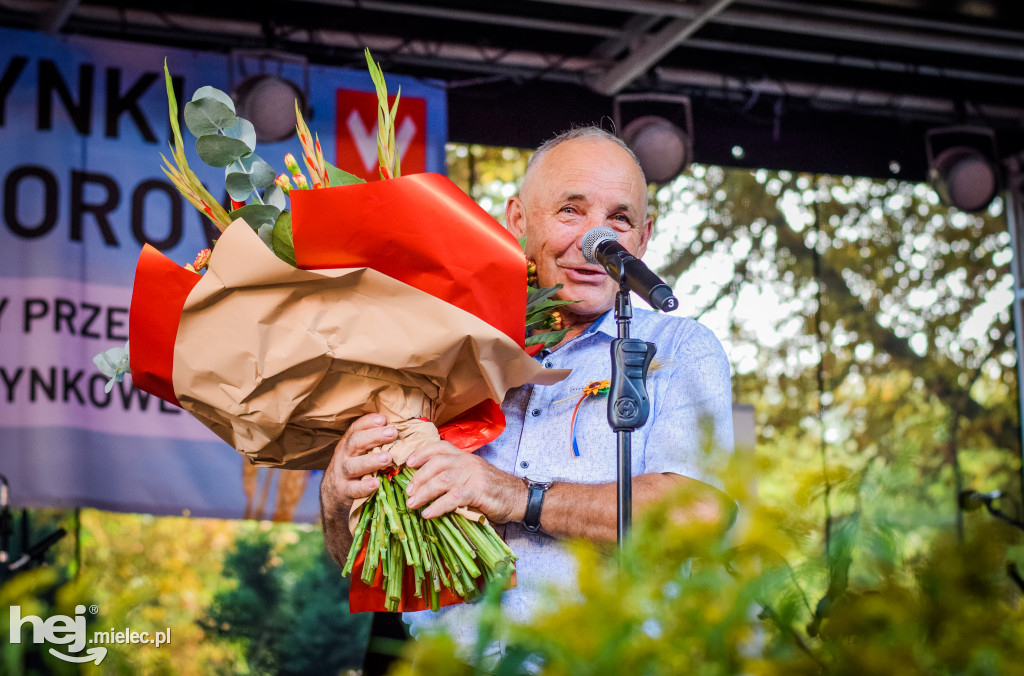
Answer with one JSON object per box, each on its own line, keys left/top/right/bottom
{"left": 320, "top": 127, "right": 734, "bottom": 651}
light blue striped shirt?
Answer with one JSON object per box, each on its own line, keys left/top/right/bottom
{"left": 404, "top": 308, "right": 734, "bottom": 654}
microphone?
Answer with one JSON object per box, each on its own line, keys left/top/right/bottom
{"left": 581, "top": 227, "right": 679, "bottom": 312}
{"left": 8, "top": 528, "right": 66, "bottom": 572}
{"left": 958, "top": 489, "right": 1002, "bottom": 511}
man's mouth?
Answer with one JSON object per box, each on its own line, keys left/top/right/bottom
{"left": 562, "top": 266, "right": 606, "bottom": 282}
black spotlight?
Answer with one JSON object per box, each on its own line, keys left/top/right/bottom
{"left": 233, "top": 74, "right": 307, "bottom": 144}
{"left": 614, "top": 94, "right": 694, "bottom": 184}
{"left": 230, "top": 51, "right": 310, "bottom": 144}
{"left": 926, "top": 126, "right": 1002, "bottom": 213}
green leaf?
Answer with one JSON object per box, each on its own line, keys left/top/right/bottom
{"left": 196, "top": 135, "right": 252, "bottom": 167}
{"left": 263, "top": 184, "right": 287, "bottom": 211}
{"left": 191, "top": 85, "right": 235, "bottom": 112}
{"left": 272, "top": 211, "right": 296, "bottom": 266}
{"left": 228, "top": 204, "right": 281, "bottom": 229}
{"left": 225, "top": 172, "right": 258, "bottom": 201}
{"left": 223, "top": 118, "right": 257, "bottom": 150}
{"left": 184, "top": 97, "right": 238, "bottom": 137}
{"left": 164, "top": 60, "right": 184, "bottom": 158}
{"left": 526, "top": 285, "right": 562, "bottom": 306}
{"left": 324, "top": 161, "right": 366, "bottom": 187}
{"left": 257, "top": 222, "right": 275, "bottom": 249}
{"left": 224, "top": 154, "right": 276, "bottom": 200}
{"left": 236, "top": 154, "right": 276, "bottom": 188}
{"left": 526, "top": 328, "right": 570, "bottom": 349}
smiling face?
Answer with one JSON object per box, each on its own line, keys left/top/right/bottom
{"left": 507, "top": 136, "right": 653, "bottom": 324}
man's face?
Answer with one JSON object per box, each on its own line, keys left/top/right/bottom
{"left": 507, "top": 137, "right": 653, "bottom": 322}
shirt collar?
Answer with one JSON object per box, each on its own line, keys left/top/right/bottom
{"left": 584, "top": 309, "right": 616, "bottom": 337}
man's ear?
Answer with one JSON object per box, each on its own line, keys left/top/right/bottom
{"left": 506, "top": 196, "right": 527, "bottom": 239}
{"left": 636, "top": 215, "right": 654, "bottom": 258}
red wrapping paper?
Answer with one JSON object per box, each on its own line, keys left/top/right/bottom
{"left": 291, "top": 173, "right": 527, "bottom": 347}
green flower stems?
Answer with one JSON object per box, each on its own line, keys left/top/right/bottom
{"left": 343, "top": 464, "right": 517, "bottom": 612}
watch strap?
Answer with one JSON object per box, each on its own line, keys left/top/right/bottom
{"left": 523, "top": 482, "right": 547, "bottom": 533}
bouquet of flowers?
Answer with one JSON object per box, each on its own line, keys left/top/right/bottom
{"left": 100, "top": 51, "right": 573, "bottom": 612}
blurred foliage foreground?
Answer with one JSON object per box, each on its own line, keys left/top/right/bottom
{"left": 394, "top": 450, "right": 1024, "bottom": 676}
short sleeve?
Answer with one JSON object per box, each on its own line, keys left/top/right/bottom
{"left": 642, "top": 321, "right": 734, "bottom": 492}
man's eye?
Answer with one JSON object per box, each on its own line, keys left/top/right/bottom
{"left": 561, "top": 206, "right": 577, "bottom": 214}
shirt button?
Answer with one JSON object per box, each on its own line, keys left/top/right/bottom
{"left": 543, "top": 361, "right": 553, "bottom": 368}
{"left": 531, "top": 408, "right": 541, "bottom": 416}
{"left": 520, "top": 460, "right": 530, "bottom": 469}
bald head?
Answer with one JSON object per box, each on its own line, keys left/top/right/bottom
{"left": 520, "top": 126, "right": 647, "bottom": 207}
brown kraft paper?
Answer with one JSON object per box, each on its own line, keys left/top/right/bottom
{"left": 170, "top": 220, "right": 568, "bottom": 471}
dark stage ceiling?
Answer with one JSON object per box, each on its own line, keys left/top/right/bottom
{"left": 2, "top": 0, "right": 1023, "bottom": 180}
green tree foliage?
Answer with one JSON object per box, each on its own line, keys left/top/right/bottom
{"left": 79, "top": 509, "right": 248, "bottom": 674}
{"left": 389, "top": 464, "right": 1024, "bottom": 675}
{"left": 649, "top": 167, "right": 1019, "bottom": 512}
{"left": 1, "top": 567, "right": 88, "bottom": 676}
{"left": 202, "top": 529, "right": 371, "bottom": 675}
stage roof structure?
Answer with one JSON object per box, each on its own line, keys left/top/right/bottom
{"left": 3, "top": 0, "right": 1023, "bottom": 180}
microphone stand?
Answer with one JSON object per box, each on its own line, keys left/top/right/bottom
{"left": 607, "top": 262, "right": 656, "bottom": 548}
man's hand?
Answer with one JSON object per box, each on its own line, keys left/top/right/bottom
{"left": 404, "top": 441, "right": 527, "bottom": 524}
{"left": 320, "top": 413, "right": 398, "bottom": 568}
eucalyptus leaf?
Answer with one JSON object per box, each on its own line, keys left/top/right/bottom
{"left": 228, "top": 204, "right": 282, "bottom": 230}
{"left": 225, "top": 172, "right": 259, "bottom": 201}
{"left": 325, "top": 161, "right": 367, "bottom": 187}
{"left": 272, "top": 210, "right": 295, "bottom": 266}
{"left": 257, "top": 222, "right": 275, "bottom": 249}
{"left": 184, "top": 97, "right": 237, "bottom": 137}
{"left": 191, "top": 86, "right": 235, "bottom": 111}
{"left": 227, "top": 153, "right": 276, "bottom": 189}
{"left": 223, "top": 117, "right": 257, "bottom": 151}
{"left": 263, "top": 184, "right": 287, "bottom": 211}
{"left": 196, "top": 135, "right": 252, "bottom": 167}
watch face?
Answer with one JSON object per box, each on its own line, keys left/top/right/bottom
{"left": 527, "top": 474, "right": 553, "bottom": 488}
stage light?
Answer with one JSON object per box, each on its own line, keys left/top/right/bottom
{"left": 229, "top": 50, "right": 310, "bottom": 144}
{"left": 233, "top": 74, "right": 307, "bottom": 144}
{"left": 926, "top": 126, "right": 1002, "bottom": 213}
{"left": 614, "top": 94, "right": 694, "bottom": 184}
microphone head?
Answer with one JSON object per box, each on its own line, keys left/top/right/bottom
{"left": 582, "top": 227, "right": 619, "bottom": 265}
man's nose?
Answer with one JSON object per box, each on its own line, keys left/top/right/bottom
{"left": 574, "top": 214, "right": 605, "bottom": 250}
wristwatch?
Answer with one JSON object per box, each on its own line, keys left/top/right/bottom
{"left": 523, "top": 475, "right": 554, "bottom": 533}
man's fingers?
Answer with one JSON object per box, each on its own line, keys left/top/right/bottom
{"left": 344, "top": 474, "right": 380, "bottom": 501}
{"left": 405, "top": 453, "right": 463, "bottom": 503}
{"left": 420, "top": 490, "right": 465, "bottom": 519}
{"left": 406, "top": 440, "right": 461, "bottom": 468}
{"left": 344, "top": 425, "right": 397, "bottom": 456}
{"left": 347, "top": 412, "right": 387, "bottom": 433}
{"left": 342, "top": 451, "right": 393, "bottom": 480}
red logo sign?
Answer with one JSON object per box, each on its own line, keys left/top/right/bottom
{"left": 335, "top": 89, "right": 427, "bottom": 181}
